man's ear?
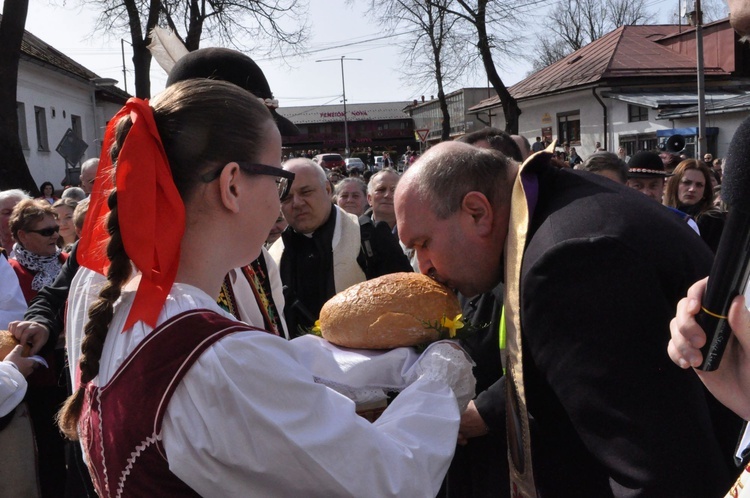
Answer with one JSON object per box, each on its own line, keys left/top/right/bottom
{"left": 219, "top": 162, "right": 242, "bottom": 213}
{"left": 461, "top": 191, "right": 493, "bottom": 236}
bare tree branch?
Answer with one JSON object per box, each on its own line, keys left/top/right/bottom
{"left": 533, "top": 0, "right": 654, "bottom": 69}
{"left": 360, "top": 0, "right": 475, "bottom": 140}
{"left": 436, "top": 0, "right": 548, "bottom": 133}
{"left": 83, "top": 0, "right": 310, "bottom": 97}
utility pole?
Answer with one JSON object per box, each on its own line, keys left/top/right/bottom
{"left": 316, "top": 56, "right": 362, "bottom": 157}
{"left": 693, "top": 0, "right": 707, "bottom": 156}
{"left": 121, "top": 38, "right": 131, "bottom": 94}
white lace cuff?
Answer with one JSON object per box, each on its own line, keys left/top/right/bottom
{"left": 408, "top": 341, "right": 476, "bottom": 413}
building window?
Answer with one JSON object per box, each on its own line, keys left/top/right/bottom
{"left": 557, "top": 112, "right": 580, "bottom": 145}
{"left": 640, "top": 135, "right": 658, "bottom": 152}
{"left": 628, "top": 104, "right": 649, "bottom": 122}
{"left": 17, "top": 102, "right": 28, "bottom": 150}
{"left": 71, "top": 114, "right": 82, "bottom": 138}
{"left": 34, "top": 106, "right": 49, "bottom": 151}
{"left": 619, "top": 132, "right": 658, "bottom": 157}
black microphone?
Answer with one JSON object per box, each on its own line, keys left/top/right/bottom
{"left": 281, "top": 285, "right": 316, "bottom": 326}
{"left": 699, "top": 116, "right": 750, "bottom": 371}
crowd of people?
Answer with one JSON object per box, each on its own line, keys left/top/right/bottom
{"left": 282, "top": 146, "right": 419, "bottom": 176}
{"left": 573, "top": 147, "right": 727, "bottom": 253}
{"left": 2, "top": 3, "right": 750, "bottom": 494}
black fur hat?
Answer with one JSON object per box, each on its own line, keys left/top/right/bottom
{"left": 627, "top": 151, "right": 673, "bottom": 178}
{"left": 167, "top": 47, "right": 299, "bottom": 136}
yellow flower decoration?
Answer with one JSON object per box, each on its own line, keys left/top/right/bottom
{"left": 440, "top": 314, "right": 465, "bottom": 338}
{"left": 311, "top": 320, "right": 322, "bottom": 336}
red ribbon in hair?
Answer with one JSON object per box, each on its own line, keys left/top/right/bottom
{"left": 77, "top": 98, "right": 185, "bottom": 331}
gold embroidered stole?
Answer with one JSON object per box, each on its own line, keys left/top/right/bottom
{"left": 505, "top": 150, "right": 552, "bottom": 497}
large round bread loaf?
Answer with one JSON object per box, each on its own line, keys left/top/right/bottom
{"left": 0, "top": 330, "right": 21, "bottom": 359}
{"left": 319, "top": 272, "right": 461, "bottom": 349}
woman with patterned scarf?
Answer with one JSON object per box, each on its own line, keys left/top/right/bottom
{"left": 7, "top": 198, "right": 68, "bottom": 497}
{"left": 8, "top": 199, "right": 67, "bottom": 304}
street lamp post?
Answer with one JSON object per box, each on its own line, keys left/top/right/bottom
{"left": 316, "top": 56, "right": 362, "bottom": 157}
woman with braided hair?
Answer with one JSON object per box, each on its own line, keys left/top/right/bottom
{"left": 58, "top": 79, "right": 474, "bottom": 497}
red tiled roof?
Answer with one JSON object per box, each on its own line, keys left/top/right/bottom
{"left": 511, "top": 25, "right": 625, "bottom": 99}
{"left": 471, "top": 21, "right": 733, "bottom": 109}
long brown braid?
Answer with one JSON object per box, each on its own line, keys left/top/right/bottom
{"left": 57, "top": 79, "right": 275, "bottom": 440}
{"left": 58, "top": 189, "right": 133, "bottom": 439}
{"left": 57, "top": 113, "right": 135, "bottom": 439}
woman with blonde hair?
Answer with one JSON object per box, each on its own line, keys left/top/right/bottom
{"left": 59, "top": 78, "right": 473, "bottom": 497}
{"left": 664, "top": 158, "right": 725, "bottom": 252}
{"left": 52, "top": 198, "right": 78, "bottom": 252}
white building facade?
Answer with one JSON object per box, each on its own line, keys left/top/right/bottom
{"left": 15, "top": 29, "right": 126, "bottom": 188}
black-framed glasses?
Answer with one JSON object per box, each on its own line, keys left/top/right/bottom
{"left": 25, "top": 226, "right": 60, "bottom": 237}
{"left": 201, "top": 162, "right": 295, "bottom": 200}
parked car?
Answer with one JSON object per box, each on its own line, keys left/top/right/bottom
{"left": 313, "top": 153, "right": 346, "bottom": 172}
{"left": 373, "top": 156, "right": 384, "bottom": 171}
{"left": 345, "top": 157, "right": 366, "bottom": 173}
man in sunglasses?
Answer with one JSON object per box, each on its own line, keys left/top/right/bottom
{"left": 268, "top": 158, "right": 413, "bottom": 337}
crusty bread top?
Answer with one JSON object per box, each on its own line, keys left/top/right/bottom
{"left": 0, "top": 330, "right": 21, "bottom": 359}
{"left": 319, "top": 272, "right": 461, "bottom": 349}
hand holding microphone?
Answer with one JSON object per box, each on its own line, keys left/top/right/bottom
{"left": 693, "top": 116, "right": 750, "bottom": 371}
{"left": 668, "top": 278, "right": 750, "bottom": 420}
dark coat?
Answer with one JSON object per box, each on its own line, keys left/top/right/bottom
{"left": 514, "top": 162, "right": 739, "bottom": 496}
{"left": 443, "top": 285, "right": 508, "bottom": 498}
{"left": 443, "top": 161, "right": 737, "bottom": 498}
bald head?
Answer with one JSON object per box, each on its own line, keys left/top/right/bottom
{"left": 396, "top": 141, "right": 514, "bottom": 297}
{"left": 80, "top": 158, "right": 99, "bottom": 194}
{"left": 281, "top": 157, "right": 332, "bottom": 234}
{"left": 399, "top": 141, "right": 516, "bottom": 219}
{"left": 283, "top": 158, "right": 327, "bottom": 186}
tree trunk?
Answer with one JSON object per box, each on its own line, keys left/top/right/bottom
{"left": 428, "top": 4, "right": 451, "bottom": 141}
{"left": 0, "top": 0, "right": 37, "bottom": 193}
{"left": 433, "top": 49, "right": 451, "bottom": 141}
{"left": 438, "top": 88, "right": 451, "bottom": 141}
{"left": 184, "top": 0, "right": 204, "bottom": 50}
{"left": 131, "top": 40, "right": 152, "bottom": 99}
{"left": 124, "top": 0, "right": 160, "bottom": 99}
{"left": 475, "top": 1, "right": 520, "bottom": 134}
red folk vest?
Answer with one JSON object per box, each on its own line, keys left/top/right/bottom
{"left": 79, "top": 309, "right": 266, "bottom": 497}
